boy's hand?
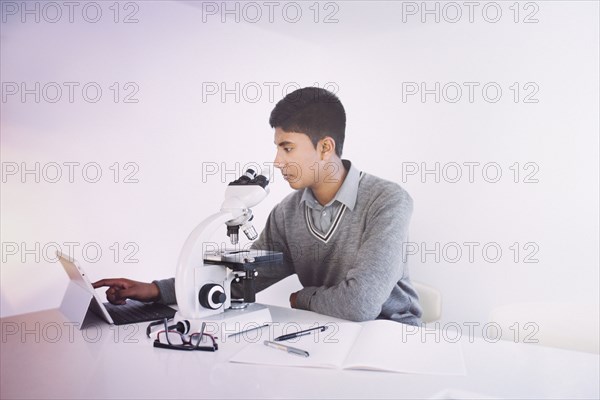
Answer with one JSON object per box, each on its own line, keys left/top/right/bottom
{"left": 92, "top": 278, "right": 160, "bottom": 305}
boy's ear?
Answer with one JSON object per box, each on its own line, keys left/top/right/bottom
{"left": 320, "top": 137, "right": 335, "bottom": 159}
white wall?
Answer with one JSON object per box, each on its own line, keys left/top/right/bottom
{"left": 1, "top": 1, "right": 598, "bottom": 328}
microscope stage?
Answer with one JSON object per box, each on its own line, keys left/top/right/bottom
{"left": 204, "top": 250, "right": 283, "bottom": 271}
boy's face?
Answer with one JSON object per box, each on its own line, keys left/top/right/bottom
{"left": 273, "top": 127, "right": 323, "bottom": 190}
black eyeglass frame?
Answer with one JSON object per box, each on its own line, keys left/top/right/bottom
{"left": 152, "top": 318, "right": 218, "bottom": 352}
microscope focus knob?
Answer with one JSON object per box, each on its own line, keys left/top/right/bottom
{"left": 198, "top": 284, "right": 226, "bottom": 310}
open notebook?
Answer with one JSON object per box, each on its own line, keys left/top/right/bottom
{"left": 229, "top": 319, "right": 467, "bottom": 375}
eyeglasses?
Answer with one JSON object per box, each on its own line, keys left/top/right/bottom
{"left": 151, "top": 318, "right": 218, "bottom": 352}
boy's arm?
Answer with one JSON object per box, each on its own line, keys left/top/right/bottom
{"left": 153, "top": 277, "right": 176, "bottom": 305}
{"left": 294, "top": 189, "right": 413, "bottom": 322}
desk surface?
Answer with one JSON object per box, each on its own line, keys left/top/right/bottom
{"left": 1, "top": 305, "right": 599, "bottom": 399}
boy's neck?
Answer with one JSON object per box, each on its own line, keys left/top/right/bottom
{"left": 310, "top": 159, "right": 348, "bottom": 206}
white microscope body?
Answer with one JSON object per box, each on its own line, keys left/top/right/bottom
{"left": 173, "top": 170, "right": 274, "bottom": 334}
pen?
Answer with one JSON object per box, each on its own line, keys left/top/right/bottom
{"left": 227, "top": 323, "right": 270, "bottom": 338}
{"left": 264, "top": 340, "right": 310, "bottom": 357}
{"left": 274, "top": 325, "right": 328, "bottom": 341}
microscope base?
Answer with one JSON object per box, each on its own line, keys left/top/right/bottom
{"left": 174, "top": 303, "right": 272, "bottom": 338}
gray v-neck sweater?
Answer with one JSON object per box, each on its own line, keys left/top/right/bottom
{"left": 249, "top": 170, "right": 422, "bottom": 325}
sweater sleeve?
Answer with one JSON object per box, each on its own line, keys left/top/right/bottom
{"left": 295, "top": 187, "right": 413, "bottom": 322}
{"left": 152, "top": 277, "right": 176, "bottom": 305}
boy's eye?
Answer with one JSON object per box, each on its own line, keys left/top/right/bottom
{"left": 284, "top": 148, "right": 292, "bottom": 153}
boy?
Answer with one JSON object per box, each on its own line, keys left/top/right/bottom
{"left": 94, "top": 87, "right": 422, "bottom": 325}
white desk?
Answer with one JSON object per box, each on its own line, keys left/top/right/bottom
{"left": 1, "top": 305, "right": 598, "bottom": 399}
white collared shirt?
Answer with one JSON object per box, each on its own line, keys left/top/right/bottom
{"left": 300, "top": 160, "right": 361, "bottom": 235}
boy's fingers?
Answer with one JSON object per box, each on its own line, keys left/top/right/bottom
{"left": 92, "top": 278, "right": 127, "bottom": 289}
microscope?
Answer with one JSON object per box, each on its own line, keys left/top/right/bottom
{"left": 173, "top": 169, "right": 281, "bottom": 335}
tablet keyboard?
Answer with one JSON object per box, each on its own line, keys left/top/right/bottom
{"left": 104, "top": 300, "right": 176, "bottom": 325}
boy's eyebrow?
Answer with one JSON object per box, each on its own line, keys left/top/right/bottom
{"left": 275, "top": 140, "right": 295, "bottom": 147}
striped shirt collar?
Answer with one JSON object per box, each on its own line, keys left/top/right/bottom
{"left": 300, "top": 160, "right": 361, "bottom": 211}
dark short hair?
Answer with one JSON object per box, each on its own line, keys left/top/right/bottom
{"left": 269, "top": 87, "right": 346, "bottom": 157}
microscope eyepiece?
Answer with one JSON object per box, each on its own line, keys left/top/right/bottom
{"left": 229, "top": 169, "right": 269, "bottom": 188}
{"left": 253, "top": 175, "right": 269, "bottom": 189}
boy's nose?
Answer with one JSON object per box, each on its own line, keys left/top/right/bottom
{"left": 273, "top": 156, "right": 284, "bottom": 170}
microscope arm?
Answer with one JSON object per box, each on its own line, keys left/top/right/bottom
{"left": 174, "top": 169, "right": 269, "bottom": 323}
{"left": 174, "top": 210, "right": 236, "bottom": 319}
